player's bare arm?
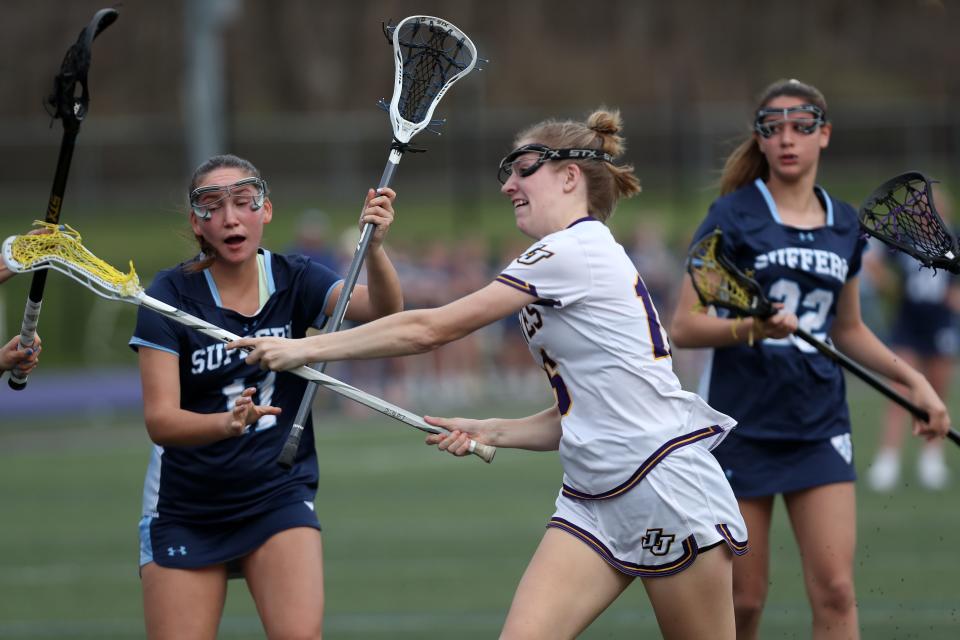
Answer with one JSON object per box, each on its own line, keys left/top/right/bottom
{"left": 340, "top": 187, "right": 404, "bottom": 322}
{"left": 670, "top": 275, "right": 797, "bottom": 347}
{"left": 424, "top": 406, "right": 563, "bottom": 455}
{"left": 830, "top": 277, "right": 950, "bottom": 439}
{"left": 232, "top": 281, "right": 534, "bottom": 369}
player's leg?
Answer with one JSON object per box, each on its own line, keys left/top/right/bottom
{"left": 641, "top": 544, "right": 735, "bottom": 639}
{"left": 141, "top": 562, "right": 228, "bottom": 640}
{"left": 499, "top": 527, "right": 633, "bottom": 640}
{"left": 784, "top": 482, "right": 859, "bottom": 640}
{"left": 242, "top": 527, "right": 325, "bottom": 639}
{"left": 729, "top": 496, "right": 774, "bottom": 639}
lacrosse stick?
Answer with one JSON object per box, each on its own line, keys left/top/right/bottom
{"left": 9, "top": 7, "right": 119, "bottom": 390}
{"left": 1, "top": 224, "right": 495, "bottom": 463}
{"left": 276, "top": 15, "right": 480, "bottom": 468}
{"left": 687, "top": 228, "right": 960, "bottom": 446}
{"left": 858, "top": 171, "right": 960, "bottom": 273}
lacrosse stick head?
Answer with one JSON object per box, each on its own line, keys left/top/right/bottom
{"left": 386, "top": 15, "right": 478, "bottom": 144}
{"left": 686, "top": 229, "right": 775, "bottom": 318}
{"left": 858, "top": 171, "right": 959, "bottom": 273}
{"left": 46, "top": 8, "right": 119, "bottom": 127}
{"left": 3, "top": 222, "right": 141, "bottom": 299}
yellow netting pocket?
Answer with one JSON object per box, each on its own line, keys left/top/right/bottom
{"left": 687, "top": 230, "right": 758, "bottom": 313}
{"left": 8, "top": 222, "right": 141, "bottom": 297}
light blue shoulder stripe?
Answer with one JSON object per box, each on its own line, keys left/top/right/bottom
{"left": 129, "top": 337, "right": 178, "bottom": 357}
{"left": 313, "top": 278, "right": 345, "bottom": 329}
{"left": 754, "top": 178, "right": 782, "bottom": 223}
{"left": 815, "top": 185, "right": 834, "bottom": 226}
{"left": 204, "top": 249, "right": 275, "bottom": 303}
{"left": 202, "top": 269, "right": 222, "bottom": 307}
{"left": 262, "top": 249, "right": 276, "bottom": 294}
{"left": 754, "top": 178, "right": 834, "bottom": 227}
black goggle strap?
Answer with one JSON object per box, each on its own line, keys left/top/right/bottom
{"left": 498, "top": 144, "right": 615, "bottom": 182}
{"left": 753, "top": 104, "right": 825, "bottom": 138}
{"left": 190, "top": 177, "right": 269, "bottom": 219}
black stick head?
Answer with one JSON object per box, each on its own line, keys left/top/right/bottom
{"left": 88, "top": 8, "right": 120, "bottom": 41}
{"left": 858, "top": 171, "right": 960, "bottom": 273}
{"left": 45, "top": 7, "right": 120, "bottom": 127}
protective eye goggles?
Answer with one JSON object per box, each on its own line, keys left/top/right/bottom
{"left": 753, "top": 104, "right": 826, "bottom": 138}
{"left": 189, "top": 177, "right": 269, "bottom": 220}
{"left": 497, "top": 143, "right": 614, "bottom": 185}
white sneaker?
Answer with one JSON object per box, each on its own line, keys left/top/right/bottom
{"left": 867, "top": 450, "right": 900, "bottom": 492}
{"left": 918, "top": 448, "right": 950, "bottom": 491}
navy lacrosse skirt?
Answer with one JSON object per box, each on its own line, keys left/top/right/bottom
{"left": 139, "top": 499, "right": 321, "bottom": 574}
{"left": 712, "top": 432, "right": 856, "bottom": 498}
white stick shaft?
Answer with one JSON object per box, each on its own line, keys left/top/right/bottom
{"left": 136, "top": 293, "right": 495, "bottom": 463}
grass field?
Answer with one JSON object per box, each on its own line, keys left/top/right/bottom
{"left": 1, "top": 377, "right": 958, "bottom": 639}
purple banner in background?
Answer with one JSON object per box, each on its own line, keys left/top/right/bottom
{"left": 3, "top": 367, "right": 142, "bottom": 417}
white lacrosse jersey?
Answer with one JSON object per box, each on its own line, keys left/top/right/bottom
{"left": 497, "top": 217, "right": 736, "bottom": 498}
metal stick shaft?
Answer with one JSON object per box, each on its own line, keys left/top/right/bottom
{"left": 276, "top": 150, "right": 402, "bottom": 468}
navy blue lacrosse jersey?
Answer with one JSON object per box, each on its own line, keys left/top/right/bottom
{"left": 692, "top": 179, "right": 867, "bottom": 441}
{"left": 129, "top": 249, "right": 342, "bottom": 523}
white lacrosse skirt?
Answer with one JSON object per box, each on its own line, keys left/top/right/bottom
{"left": 548, "top": 442, "right": 748, "bottom": 578}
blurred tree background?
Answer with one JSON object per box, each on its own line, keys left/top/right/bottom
{"left": 0, "top": 0, "right": 958, "bottom": 371}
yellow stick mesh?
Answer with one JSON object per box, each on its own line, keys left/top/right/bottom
{"left": 688, "top": 231, "right": 755, "bottom": 311}
{"left": 688, "top": 230, "right": 759, "bottom": 345}
{"left": 9, "top": 222, "right": 141, "bottom": 296}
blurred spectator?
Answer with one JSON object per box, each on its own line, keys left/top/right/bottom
{"left": 433, "top": 235, "right": 489, "bottom": 405}
{"left": 626, "top": 218, "right": 680, "bottom": 325}
{"left": 288, "top": 209, "right": 341, "bottom": 272}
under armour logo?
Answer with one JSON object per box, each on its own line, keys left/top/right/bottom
{"left": 167, "top": 546, "right": 188, "bottom": 557}
{"left": 641, "top": 528, "right": 675, "bottom": 556}
{"left": 798, "top": 231, "right": 815, "bottom": 242}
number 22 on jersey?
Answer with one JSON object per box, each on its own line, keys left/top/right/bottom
{"left": 765, "top": 277, "right": 834, "bottom": 353}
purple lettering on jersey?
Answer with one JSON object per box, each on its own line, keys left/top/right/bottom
{"left": 634, "top": 275, "right": 671, "bottom": 359}
{"left": 540, "top": 349, "right": 571, "bottom": 416}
